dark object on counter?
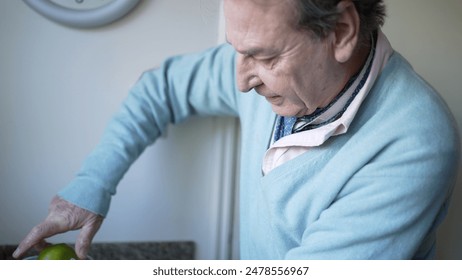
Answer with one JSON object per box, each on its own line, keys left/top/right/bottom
{"left": 89, "top": 241, "right": 195, "bottom": 260}
{"left": 0, "top": 241, "right": 195, "bottom": 260}
{"left": 0, "top": 245, "right": 39, "bottom": 260}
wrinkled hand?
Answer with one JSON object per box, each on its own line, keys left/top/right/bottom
{"left": 13, "top": 195, "right": 103, "bottom": 260}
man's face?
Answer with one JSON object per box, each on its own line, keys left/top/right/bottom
{"left": 224, "top": 0, "right": 342, "bottom": 117}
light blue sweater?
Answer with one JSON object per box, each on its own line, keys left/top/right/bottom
{"left": 59, "top": 43, "right": 460, "bottom": 259}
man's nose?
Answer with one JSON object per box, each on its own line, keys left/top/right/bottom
{"left": 236, "top": 54, "right": 262, "bottom": 92}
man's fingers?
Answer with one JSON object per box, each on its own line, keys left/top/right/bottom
{"left": 12, "top": 219, "right": 68, "bottom": 259}
{"left": 12, "top": 242, "right": 31, "bottom": 259}
{"left": 12, "top": 223, "right": 50, "bottom": 259}
{"left": 75, "top": 216, "right": 103, "bottom": 259}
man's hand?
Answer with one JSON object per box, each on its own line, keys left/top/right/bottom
{"left": 12, "top": 195, "right": 103, "bottom": 260}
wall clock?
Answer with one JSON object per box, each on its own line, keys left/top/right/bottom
{"left": 23, "top": 0, "right": 141, "bottom": 28}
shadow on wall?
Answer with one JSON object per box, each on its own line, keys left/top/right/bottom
{"left": 437, "top": 163, "right": 462, "bottom": 259}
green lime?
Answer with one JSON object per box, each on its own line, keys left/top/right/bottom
{"left": 37, "top": 243, "right": 79, "bottom": 260}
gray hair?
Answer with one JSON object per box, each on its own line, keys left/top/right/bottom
{"left": 292, "top": 0, "right": 386, "bottom": 42}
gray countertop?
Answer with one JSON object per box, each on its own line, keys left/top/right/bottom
{"left": 0, "top": 241, "right": 195, "bottom": 260}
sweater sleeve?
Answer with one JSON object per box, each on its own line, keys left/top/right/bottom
{"left": 58, "top": 44, "right": 238, "bottom": 216}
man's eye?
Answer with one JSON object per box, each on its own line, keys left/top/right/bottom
{"left": 259, "top": 57, "right": 277, "bottom": 68}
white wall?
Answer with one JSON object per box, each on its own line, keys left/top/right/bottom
{"left": 0, "top": 0, "right": 236, "bottom": 260}
{"left": 382, "top": 0, "right": 462, "bottom": 259}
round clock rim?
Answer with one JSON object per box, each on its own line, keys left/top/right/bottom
{"left": 22, "top": 0, "right": 141, "bottom": 28}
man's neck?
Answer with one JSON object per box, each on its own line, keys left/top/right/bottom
{"left": 322, "top": 38, "right": 372, "bottom": 110}
{"left": 348, "top": 40, "right": 372, "bottom": 81}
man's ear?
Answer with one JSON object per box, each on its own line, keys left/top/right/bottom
{"left": 332, "top": 0, "right": 360, "bottom": 63}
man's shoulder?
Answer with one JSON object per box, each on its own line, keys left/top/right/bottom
{"left": 377, "top": 52, "right": 442, "bottom": 104}
{"left": 370, "top": 52, "right": 456, "bottom": 130}
{"left": 355, "top": 52, "right": 459, "bottom": 154}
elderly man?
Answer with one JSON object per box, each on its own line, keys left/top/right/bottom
{"left": 14, "top": 0, "right": 460, "bottom": 260}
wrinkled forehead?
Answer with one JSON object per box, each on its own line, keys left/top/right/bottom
{"left": 224, "top": 0, "right": 301, "bottom": 54}
{"left": 223, "top": 0, "right": 298, "bottom": 39}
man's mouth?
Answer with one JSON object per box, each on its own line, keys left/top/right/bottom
{"left": 265, "top": 95, "right": 280, "bottom": 100}
{"left": 264, "top": 95, "right": 283, "bottom": 106}
{"left": 256, "top": 88, "right": 277, "bottom": 99}
{"left": 254, "top": 87, "right": 283, "bottom": 104}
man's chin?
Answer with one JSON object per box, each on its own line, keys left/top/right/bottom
{"left": 271, "top": 107, "right": 296, "bottom": 117}
{"left": 270, "top": 104, "right": 308, "bottom": 117}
